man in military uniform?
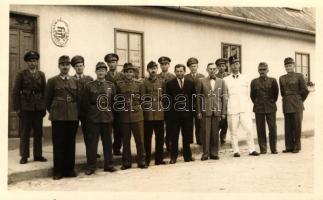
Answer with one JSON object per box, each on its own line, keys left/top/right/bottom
{"left": 45, "top": 55, "right": 79, "bottom": 180}
{"left": 71, "top": 55, "right": 94, "bottom": 154}
{"left": 142, "top": 61, "right": 166, "bottom": 166}
{"left": 250, "top": 62, "right": 279, "bottom": 154}
{"left": 224, "top": 56, "right": 259, "bottom": 157}
{"left": 279, "top": 57, "right": 309, "bottom": 153}
{"left": 157, "top": 56, "right": 175, "bottom": 152}
{"left": 185, "top": 57, "right": 205, "bottom": 145}
{"left": 81, "top": 62, "right": 117, "bottom": 175}
{"left": 104, "top": 53, "right": 124, "bottom": 156}
{"left": 115, "top": 63, "right": 147, "bottom": 169}
{"left": 12, "top": 50, "right": 47, "bottom": 164}
{"left": 215, "top": 58, "right": 230, "bottom": 145}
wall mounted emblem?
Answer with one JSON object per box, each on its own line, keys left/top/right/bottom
{"left": 51, "top": 18, "right": 69, "bottom": 47}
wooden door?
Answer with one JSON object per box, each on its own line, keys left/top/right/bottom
{"left": 9, "top": 13, "right": 37, "bottom": 137}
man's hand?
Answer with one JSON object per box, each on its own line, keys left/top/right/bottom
{"left": 197, "top": 113, "right": 202, "bottom": 120}
{"left": 221, "top": 115, "right": 226, "bottom": 119}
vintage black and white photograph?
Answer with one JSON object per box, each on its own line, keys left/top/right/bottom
{"left": 2, "top": 1, "right": 322, "bottom": 198}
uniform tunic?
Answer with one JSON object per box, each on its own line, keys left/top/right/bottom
{"left": 12, "top": 69, "right": 46, "bottom": 158}
{"left": 45, "top": 75, "right": 79, "bottom": 177}
{"left": 116, "top": 79, "right": 146, "bottom": 167}
{"left": 250, "top": 76, "right": 279, "bottom": 153}
{"left": 279, "top": 72, "right": 309, "bottom": 151}
{"left": 142, "top": 77, "right": 165, "bottom": 165}
{"left": 81, "top": 80, "right": 116, "bottom": 170}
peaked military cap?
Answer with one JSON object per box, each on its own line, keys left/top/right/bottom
{"left": 284, "top": 57, "right": 295, "bottom": 65}
{"left": 186, "top": 57, "right": 198, "bottom": 66}
{"left": 24, "top": 51, "right": 39, "bottom": 62}
{"left": 123, "top": 62, "right": 136, "bottom": 72}
{"left": 104, "top": 53, "right": 119, "bottom": 62}
{"left": 71, "top": 55, "right": 84, "bottom": 67}
{"left": 96, "top": 62, "right": 107, "bottom": 70}
{"left": 58, "top": 55, "right": 71, "bottom": 64}
{"left": 147, "top": 61, "right": 158, "bottom": 69}
{"left": 215, "top": 58, "right": 227, "bottom": 66}
{"left": 158, "top": 56, "right": 171, "bottom": 64}
{"left": 228, "top": 56, "right": 240, "bottom": 65}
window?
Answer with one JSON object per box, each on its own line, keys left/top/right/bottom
{"left": 115, "top": 29, "right": 144, "bottom": 77}
{"left": 221, "top": 43, "right": 242, "bottom": 73}
{"left": 295, "top": 52, "right": 310, "bottom": 82}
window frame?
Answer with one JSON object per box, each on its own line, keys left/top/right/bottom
{"left": 295, "top": 51, "right": 310, "bottom": 82}
{"left": 221, "top": 42, "right": 242, "bottom": 73}
{"left": 114, "top": 28, "right": 145, "bottom": 77}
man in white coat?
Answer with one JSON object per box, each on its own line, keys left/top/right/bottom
{"left": 223, "top": 56, "right": 259, "bottom": 157}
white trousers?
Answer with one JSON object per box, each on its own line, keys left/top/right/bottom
{"left": 228, "top": 112, "right": 255, "bottom": 153}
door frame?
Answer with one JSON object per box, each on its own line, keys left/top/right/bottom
{"left": 9, "top": 11, "right": 39, "bottom": 137}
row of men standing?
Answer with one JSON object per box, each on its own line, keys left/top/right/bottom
{"left": 13, "top": 50, "right": 309, "bottom": 180}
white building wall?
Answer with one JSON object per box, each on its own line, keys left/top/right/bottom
{"left": 10, "top": 5, "right": 315, "bottom": 126}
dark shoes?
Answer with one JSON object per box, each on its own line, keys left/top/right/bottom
{"left": 233, "top": 153, "right": 240, "bottom": 157}
{"left": 104, "top": 167, "right": 117, "bottom": 172}
{"left": 85, "top": 169, "right": 95, "bottom": 175}
{"left": 184, "top": 157, "right": 195, "bottom": 162}
{"left": 201, "top": 156, "right": 208, "bottom": 161}
{"left": 292, "top": 149, "right": 300, "bottom": 153}
{"left": 53, "top": 174, "right": 63, "bottom": 180}
{"left": 210, "top": 155, "right": 220, "bottom": 160}
{"left": 113, "top": 150, "right": 122, "bottom": 156}
{"left": 271, "top": 151, "right": 278, "bottom": 154}
{"left": 96, "top": 154, "right": 101, "bottom": 158}
{"left": 20, "top": 157, "right": 28, "bottom": 164}
{"left": 249, "top": 151, "right": 260, "bottom": 156}
{"left": 169, "top": 159, "right": 177, "bottom": 164}
{"left": 260, "top": 150, "right": 267, "bottom": 154}
{"left": 138, "top": 164, "right": 148, "bottom": 169}
{"left": 21, "top": 156, "right": 47, "bottom": 164}
{"left": 220, "top": 140, "right": 226, "bottom": 145}
{"left": 155, "top": 161, "right": 167, "bottom": 165}
{"left": 34, "top": 156, "right": 47, "bottom": 162}
{"left": 120, "top": 165, "right": 131, "bottom": 170}
{"left": 282, "top": 149, "right": 292, "bottom": 153}
{"left": 65, "top": 171, "right": 78, "bottom": 177}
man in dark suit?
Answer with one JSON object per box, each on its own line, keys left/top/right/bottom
{"left": 12, "top": 50, "right": 47, "bottom": 164}
{"left": 279, "top": 57, "right": 309, "bottom": 153}
{"left": 250, "top": 62, "right": 279, "bottom": 154}
{"left": 104, "top": 53, "right": 124, "bottom": 156}
{"left": 184, "top": 57, "right": 205, "bottom": 145}
{"left": 166, "top": 64, "right": 196, "bottom": 164}
{"left": 196, "top": 63, "right": 227, "bottom": 160}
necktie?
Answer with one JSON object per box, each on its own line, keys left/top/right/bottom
{"left": 179, "top": 79, "right": 183, "bottom": 88}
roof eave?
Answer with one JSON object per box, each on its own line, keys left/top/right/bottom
{"left": 166, "top": 6, "right": 315, "bottom": 36}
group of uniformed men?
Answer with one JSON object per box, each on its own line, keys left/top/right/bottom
{"left": 13, "top": 50, "right": 309, "bottom": 180}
